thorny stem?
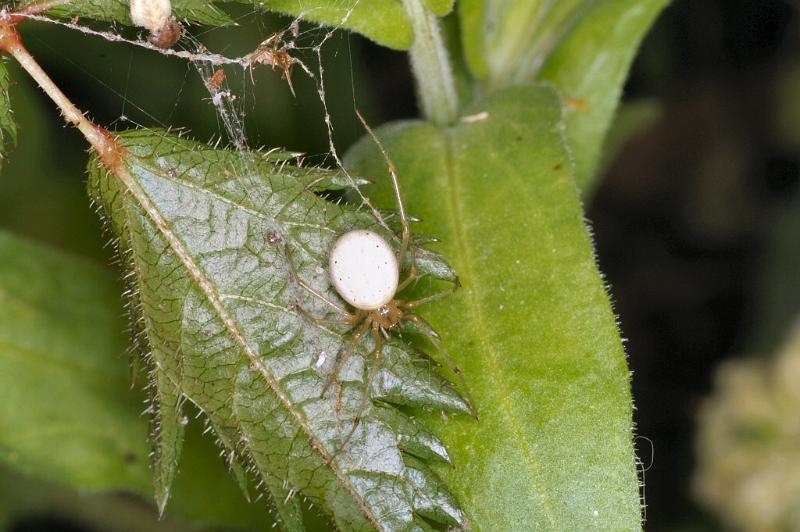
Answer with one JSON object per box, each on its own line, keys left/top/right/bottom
{"left": 401, "top": 0, "right": 458, "bottom": 126}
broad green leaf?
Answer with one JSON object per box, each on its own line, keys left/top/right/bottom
{"left": 0, "top": 230, "right": 271, "bottom": 530}
{"left": 539, "top": 0, "right": 668, "bottom": 188}
{"left": 88, "top": 129, "right": 470, "bottom": 530}
{"left": 0, "top": 60, "right": 16, "bottom": 173}
{"left": 346, "top": 84, "right": 641, "bottom": 530}
{"left": 0, "top": 230, "right": 149, "bottom": 492}
{"left": 19, "top": 0, "right": 234, "bottom": 28}
{"left": 233, "top": 0, "right": 413, "bottom": 50}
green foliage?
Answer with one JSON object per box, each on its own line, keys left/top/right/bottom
{"left": 0, "top": 0, "right": 669, "bottom": 527}
{"left": 424, "top": 0, "right": 454, "bottom": 16}
{"left": 458, "top": 0, "right": 591, "bottom": 83}
{"left": 246, "top": 0, "right": 414, "bottom": 50}
{"left": 0, "top": 230, "right": 281, "bottom": 529}
{"left": 346, "top": 84, "right": 641, "bottom": 530}
{"left": 19, "top": 0, "right": 234, "bottom": 28}
{"left": 22, "top": 0, "right": 415, "bottom": 50}
{"left": 459, "top": 0, "right": 667, "bottom": 188}
{"left": 539, "top": 0, "right": 669, "bottom": 188}
{"left": 0, "top": 61, "right": 16, "bottom": 173}
{"left": 0, "top": 230, "right": 149, "bottom": 492}
{"left": 87, "top": 129, "right": 469, "bottom": 530}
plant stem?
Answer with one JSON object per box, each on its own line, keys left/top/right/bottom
{"left": 401, "top": 0, "right": 458, "bottom": 126}
{"left": 0, "top": 14, "right": 113, "bottom": 160}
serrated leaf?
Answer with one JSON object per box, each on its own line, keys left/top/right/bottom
{"left": 345, "top": 84, "right": 641, "bottom": 530}
{"left": 19, "top": 0, "right": 233, "bottom": 28}
{"left": 229, "top": 0, "right": 413, "bottom": 50}
{"left": 0, "top": 230, "right": 273, "bottom": 529}
{"left": 0, "top": 60, "right": 17, "bottom": 173}
{"left": 87, "top": 129, "right": 469, "bottom": 530}
{"left": 539, "top": 0, "right": 669, "bottom": 188}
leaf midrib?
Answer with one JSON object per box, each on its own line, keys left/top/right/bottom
{"left": 116, "top": 155, "right": 384, "bottom": 530}
{"left": 442, "top": 130, "right": 556, "bottom": 527}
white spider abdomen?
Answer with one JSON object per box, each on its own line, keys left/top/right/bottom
{"left": 329, "top": 230, "right": 399, "bottom": 311}
{"left": 130, "top": 0, "right": 172, "bottom": 33}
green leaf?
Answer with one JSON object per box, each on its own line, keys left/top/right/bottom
{"left": 0, "top": 230, "right": 149, "bottom": 492}
{"left": 0, "top": 60, "right": 17, "bottom": 173}
{"left": 458, "top": 0, "right": 666, "bottom": 188}
{"left": 0, "top": 230, "right": 271, "bottom": 530}
{"left": 539, "top": 0, "right": 669, "bottom": 188}
{"left": 345, "top": 84, "right": 641, "bottom": 530}
{"left": 88, "top": 129, "right": 470, "bottom": 530}
{"left": 458, "top": 0, "right": 593, "bottom": 83}
{"left": 424, "top": 0, "right": 454, "bottom": 17}
{"left": 19, "top": 0, "right": 234, "bottom": 28}
{"left": 233, "top": 0, "right": 413, "bottom": 50}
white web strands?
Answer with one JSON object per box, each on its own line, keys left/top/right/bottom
{"left": 16, "top": 2, "right": 394, "bottom": 234}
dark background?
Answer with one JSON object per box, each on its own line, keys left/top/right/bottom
{"left": 3, "top": 0, "right": 800, "bottom": 530}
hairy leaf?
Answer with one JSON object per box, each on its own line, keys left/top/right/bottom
{"left": 346, "top": 84, "right": 641, "bottom": 530}
{"left": 19, "top": 0, "right": 233, "bottom": 29}
{"left": 539, "top": 0, "right": 669, "bottom": 188}
{"left": 0, "top": 60, "right": 16, "bottom": 173}
{"left": 87, "top": 129, "right": 469, "bottom": 530}
{"left": 0, "top": 230, "right": 268, "bottom": 529}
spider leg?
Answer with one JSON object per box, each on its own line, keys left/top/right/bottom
{"left": 398, "top": 285, "right": 458, "bottom": 309}
{"left": 290, "top": 302, "right": 353, "bottom": 329}
{"left": 401, "top": 313, "right": 479, "bottom": 419}
{"left": 355, "top": 110, "right": 411, "bottom": 266}
{"left": 338, "top": 321, "right": 384, "bottom": 452}
{"left": 396, "top": 245, "right": 418, "bottom": 293}
{"left": 283, "top": 241, "right": 351, "bottom": 318}
{"left": 321, "top": 316, "right": 370, "bottom": 398}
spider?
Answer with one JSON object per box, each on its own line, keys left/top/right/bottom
{"left": 286, "top": 112, "right": 474, "bottom": 438}
{"left": 148, "top": 17, "right": 183, "bottom": 49}
{"left": 247, "top": 32, "right": 297, "bottom": 96}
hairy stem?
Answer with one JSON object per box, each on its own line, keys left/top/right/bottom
{"left": 402, "top": 0, "right": 458, "bottom": 126}
{"left": 0, "top": 14, "right": 111, "bottom": 157}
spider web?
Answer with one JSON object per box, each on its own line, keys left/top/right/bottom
{"left": 16, "top": 2, "right": 393, "bottom": 234}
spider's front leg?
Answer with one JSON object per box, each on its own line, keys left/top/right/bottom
{"left": 283, "top": 241, "right": 351, "bottom": 319}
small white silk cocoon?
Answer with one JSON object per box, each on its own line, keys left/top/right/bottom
{"left": 129, "top": 0, "right": 172, "bottom": 33}
{"left": 329, "top": 230, "right": 399, "bottom": 310}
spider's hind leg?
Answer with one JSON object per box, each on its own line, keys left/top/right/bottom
{"left": 400, "top": 313, "right": 478, "bottom": 419}
{"left": 338, "top": 320, "right": 384, "bottom": 452}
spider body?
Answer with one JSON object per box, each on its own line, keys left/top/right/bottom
{"left": 329, "top": 229, "right": 399, "bottom": 311}
{"left": 287, "top": 112, "right": 473, "bottom": 444}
